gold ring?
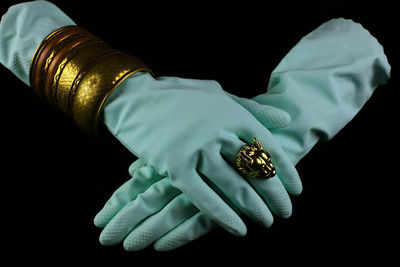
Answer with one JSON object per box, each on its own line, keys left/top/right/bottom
{"left": 236, "top": 138, "right": 276, "bottom": 179}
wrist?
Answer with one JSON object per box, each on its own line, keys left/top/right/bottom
{"left": 30, "top": 25, "right": 153, "bottom": 136}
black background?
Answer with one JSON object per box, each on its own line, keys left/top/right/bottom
{"left": 0, "top": 0, "right": 398, "bottom": 264}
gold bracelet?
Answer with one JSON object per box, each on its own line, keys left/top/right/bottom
{"left": 30, "top": 25, "right": 153, "bottom": 136}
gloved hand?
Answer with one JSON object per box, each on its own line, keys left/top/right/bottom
{"left": 94, "top": 93, "right": 294, "bottom": 249}
{"left": 101, "top": 71, "right": 302, "bottom": 238}
{"left": 0, "top": 0, "right": 301, "bottom": 243}
{"left": 94, "top": 18, "right": 391, "bottom": 251}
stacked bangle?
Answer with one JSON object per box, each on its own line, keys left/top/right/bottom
{"left": 30, "top": 25, "right": 153, "bottom": 136}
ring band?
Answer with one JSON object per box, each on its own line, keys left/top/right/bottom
{"left": 236, "top": 138, "right": 276, "bottom": 179}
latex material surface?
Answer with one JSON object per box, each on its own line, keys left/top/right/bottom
{"left": 102, "top": 73, "right": 301, "bottom": 240}
{"left": 95, "top": 98, "right": 292, "bottom": 249}
{"left": 0, "top": 0, "right": 298, "bottom": 247}
{"left": 258, "top": 18, "right": 390, "bottom": 164}
{"left": 96, "top": 18, "right": 391, "bottom": 250}
{"left": 1, "top": 1, "right": 390, "bottom": 252}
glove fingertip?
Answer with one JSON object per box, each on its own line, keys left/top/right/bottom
{"left": 154, "top": 239, "right": 180, "bottom": 251}
{"left": 213, "top": 212, "right": 247, "bottom": 237}
{"left": 276, "top": 108, "right": 292, "bottom": 127}
{"left": 278, "top": 167, "right": 303, "bottom": 196}
{"left": 99, "top": 229, "right": 120, "bottom": 246}
{"left": 287, "top": 179, "right": 303, "bottom": 196}
{"left": 231, "top": 220, "right": 247, "bottom": 237}
{"left": 128, "top": 158, "right": 147, "bottom": 176}
{"left": 93, "top": 213, "right": 106, "bottom": 228}
{"left": 226, "top": 93, "right": 291, "bottom": 128}
{"left": 153, "top": 243, "right": 170, "bottom": 251}
{"left": 259, "top": 106, "right": 291, "bottom": 129}
{"left": 259, "top": 216, "right": 274, "bottom": 229}
{"left": 275, "top": 201, "right": 293, "bottom": 219}
{"left": 93, "top": 207, "right": 115, "bottom": 228}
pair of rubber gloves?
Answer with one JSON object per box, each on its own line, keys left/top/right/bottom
{"left": 96, "top": 20, "right": 391, "bottom": 250}
{"left": 0, "top": 1, "right": 390, "bottom": 251}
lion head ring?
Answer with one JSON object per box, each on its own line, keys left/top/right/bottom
{"left": 236, "top": 138, "right": 276, "bottom": 179}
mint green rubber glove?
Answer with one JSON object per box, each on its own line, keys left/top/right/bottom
{"left": 94, "top": 18, "right": 391, "bottom": 251}
{"left": 101, "top": 72, "right": 302, "bottom": 238}
{"left": 0, "top": 0, "right": 301, "bottom": 243}
{"left": 94, "top": 97, "right": 292, "bottom": 248}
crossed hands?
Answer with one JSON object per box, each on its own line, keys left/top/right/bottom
{"left": 0, "top": 1, "right": 390, "bottom": 252}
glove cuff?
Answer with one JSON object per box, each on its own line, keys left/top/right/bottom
{"left": 30, "top": 25, "right": 153, "bottom": 136}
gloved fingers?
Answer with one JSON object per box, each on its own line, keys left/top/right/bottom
{"left": 246, "top": 175, "right": 292, "bottom": 218}
{"left": 154, "top": 212, "right": 218, "bottom": 251}
{"left": 249, "top": 104, "right": 291, "bottom": 129}
{"left": 123, "top": 193, "right": 199, "bottom": 251}
{"left": 200, "top": 152, "right": 274, "bottom": 228}
{"left": 226, "top": 126, "right": 303, "bottom": 196}
{"left": 219, "top": 133, "right": 292, "bottom": 217}
{"left": 225, "top": 92, "right": 291, "bottom": 129}
{"left": 257, "top": 132, "right": 303, "bottom": 196}
{"left": 170, "top": 170, "right": 247, "bottom": 237}
{"left": 99, "top": 178, "right": 180, "bottom": 246}
{"left": 94, "top": 165, "right": 165, "bottom": 227}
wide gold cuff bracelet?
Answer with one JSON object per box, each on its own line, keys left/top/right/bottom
{"left": 30, "top": 25, "right": 153, "bottom": 136}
